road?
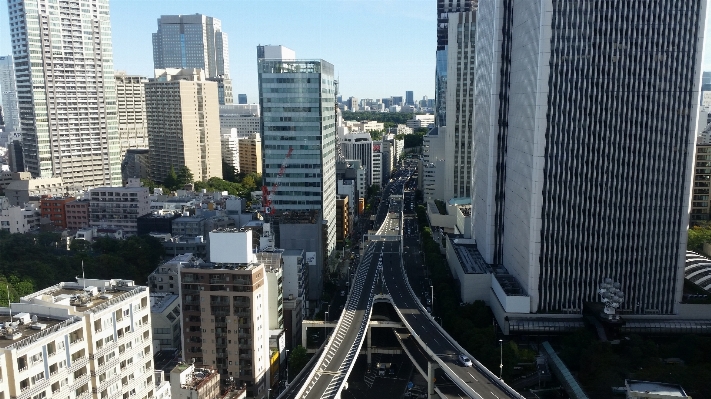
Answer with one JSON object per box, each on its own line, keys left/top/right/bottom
{"left": 382, "top": 195, "right": 519, "bottom": 399}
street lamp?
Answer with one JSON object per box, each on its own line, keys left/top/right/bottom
{"left": 325, "top": 311, "right": 329, "bottom": 323}
{"left": 499, "top": 339, "right": 503, "bottom": 380}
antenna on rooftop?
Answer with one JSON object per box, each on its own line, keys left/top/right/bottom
{"left": 6, "top": 285, "right": 10, "bottom": 319}
{"left": 82, "top": 261, "right": 85, "bottom": 289}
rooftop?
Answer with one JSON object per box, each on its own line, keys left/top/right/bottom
{"left": 150, "top": 293, "right": 179, "bottom": 314}
{"left": 626, "top": 380, "right": 687, "bottom": 397}
{"left": 0, "top": 313, "right": 82, "bottom": 349}
{"left": 448, "top": 236, "right": 489, "bottom": 274}
{"left": 20, "top": 279, "right": 146, "bottom": 314}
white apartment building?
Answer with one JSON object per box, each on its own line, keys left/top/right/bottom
{"left": 89, "top": 180, "right": 150, "bottom": 235}
{"left": 219, "top": 105, "right": 261, "bottom": 137}
{"left": 149, "top": 293, "right": 181, "bottom": 352}
{"left": 340, "top": 132, "right": 382, "bottom": 188}
{"left": 8, "top": 0, "right": 121, "bottom": 187}
{"left": 115, "top": 73, "right": 149, "bottom": 160}
{"left": 405, "top": 115, "right": 434, "bottom": 130}
{"left": 146, "top": 69, "right": 222, "bottom": 184}
{"left": 1, "top": 278, "right": 154, "bottom": 399}
{"left": 220, "top": 130, "right": 241, "bottom": 173}
{"left": 0, "top": 197, "right": 40, "bottom": 233}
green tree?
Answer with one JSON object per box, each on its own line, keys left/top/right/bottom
{"left": 222, "top": 161, "right": 238, "bottom": 182}
{"left": 177, "top": 166, "right": 194, "bottom": 187}
{"left": 688, "top": 222, "right": 711, "bottom": 252}
{"left": 288, "top": 345, "right": 309, "bottom": 378}
{"left": 404, "top": 132, "right": 425, "bottom": 148}
{"left": 163, "top": 166, "right": 178, "bottom": 191}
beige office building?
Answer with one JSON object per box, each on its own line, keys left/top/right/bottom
{"left": 146, "top": 69, "right": 222, "bottom": 183}
{"left": 115, "top": 73, "right": 149, "bottom": 159}
{"left": 237, "top": 133, "right": 262, "bottom": 175}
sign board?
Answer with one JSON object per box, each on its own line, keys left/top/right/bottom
{"left": 305, "top": 252, "right": 317, "bottom": 265}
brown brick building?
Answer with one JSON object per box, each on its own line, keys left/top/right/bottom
{"left": 40, "top": 196, "right": 75, "bottom": 229}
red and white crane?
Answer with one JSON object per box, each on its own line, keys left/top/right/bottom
{"left": 261, "top": 146, "right": 293, "bottom": 215}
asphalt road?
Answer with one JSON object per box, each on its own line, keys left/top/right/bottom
{"left": 382, "top": 196, "right": 518, "bottom": 399}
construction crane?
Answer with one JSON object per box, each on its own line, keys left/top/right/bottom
{"left": 261, "top": 146, "right": 294, "bottom": 215}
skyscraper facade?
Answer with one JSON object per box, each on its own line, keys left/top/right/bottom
{"left": 405, "top": 90, "right": 414, "bottom": 106}
{"left": 238, "top": 94, "right": 248, "bottom": 104}
{"left": 435, "top": 0, "right": 474, "bottom": 126}
{"left": 444, "top": 11, "right": 476, "bottom": 200}
{"left": 0, "top": 55, "right": 20, "bottom": 133}
{"left": 153, "top": 14, "right": 229, "bottom": 77}
{"left": 115, "top": 73, "right": 148, "bottom": 160}
{"left": 7, "top": 0, "right": 121, "bottom": 187}
{"left": 152, "top": 14, "right": 232, "bottom": 104}
{"left": 258, "top": 47, "right": 337, "bottom": 255}
{"left": 473, "top": 0, "right": 706, "bottom": 314}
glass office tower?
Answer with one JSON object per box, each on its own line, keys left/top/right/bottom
{"left": 258, "top": 56, "right": 337, "bottom": 256}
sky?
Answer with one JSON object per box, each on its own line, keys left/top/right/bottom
{"left": 0, "top": 0, "right": 436, "bottom": 103}
{"left": 2, "top": 1, "right": 711, "bottom": 103}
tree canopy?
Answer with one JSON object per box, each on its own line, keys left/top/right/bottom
{"left": 0, "top": 231, "right": 165, "bottom": 295}
{"left": 341, "top": 111, "right": 414, "bottom": 125}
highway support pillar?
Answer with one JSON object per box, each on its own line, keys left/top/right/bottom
{"left": 366, "top": 325, "right": 372, "bottom": 364}
{"left": 427, "top": 361, "right": 438, "bottom": 398}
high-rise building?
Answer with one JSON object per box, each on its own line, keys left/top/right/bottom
{"left": 145, "top": 68, "right": 222, "bottom": 183}
{"left": 444, "top": 11, "right": 476, "bottom": 200}
{"left": 8, "top": 0, "right": 121, "bottom": 187}
{"left": 0, "top": 55, "right": 20, "bottom": 133}
{"left": 472, "top": 0, "right": 706, "bottom": 315}
{"left": 340, "top": 132, "right": 382, "bottom": 188}
{"left": 435, "top": 0, "right": 474, "bottom": 126}
{"left": 405, "top": 90, "right": 414, "bottom": 106}
{"left": 238, "top": 94, "right": 248, "bottom": 104}
{"left": 219, "top": 104, "right": 261, "bottom": 137}
{"left": 152, "top": 14, "right": 229, "bottom": 78}
{"left": 180, "top": 229, "right": 270, "bottom": 397}
{"left": 238, "top": 133, "right": 262, "bottom": 175}
{"left": 115, "top": 73, "right": 149, "bottom": 161}
{"left": 691, "top": 144, "right": 711, "bottom": 225}
{"left": 206, "top": 76, "right": 233, "bottom": 105}
{"left": 258, "top": 46, "right": 337, "bottom": 255}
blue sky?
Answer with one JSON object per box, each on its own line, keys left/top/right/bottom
{"left": 0, "top": 0, "right": 436, "bottom": 102}
{"left": 2, "top": 1, "right": 711, "bottom": 103}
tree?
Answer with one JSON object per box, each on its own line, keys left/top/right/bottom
{"left": 163, "top": 166, "right": 178, "bottom": 191}
{"left": 288, "top": 345, "right": 309, "bottom": 377}
{"left": 222, "top": 161, "right": 238, "bottom": 182}
{"left": 177, "top": 166, "right": 194, "bottom": 187}
{"left": 688, "top": 222, "right": 711, "bottom": 252}
{"left": 404, "top": 132, "right": 425, "bottom": 148}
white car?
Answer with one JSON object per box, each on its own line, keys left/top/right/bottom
{"left": 458, "top": 354, "right": 473, "bottom": 367}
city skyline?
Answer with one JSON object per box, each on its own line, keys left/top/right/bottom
{"left": 0, "top": 0, "right": 436, "bottom": 103}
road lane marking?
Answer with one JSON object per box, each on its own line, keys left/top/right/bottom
{"left": 467, "top": 372, "right": 478, "bottom": 382}
{"left": 489, "top": 392, "right": 500, "bottom": 399}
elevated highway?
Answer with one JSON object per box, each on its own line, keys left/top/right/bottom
{"left": 281, "top": 170, "right": 523, "bottom": 399}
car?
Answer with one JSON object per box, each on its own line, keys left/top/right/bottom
{"left": 458, "top": 354, "right": 473, "bottom": 367}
